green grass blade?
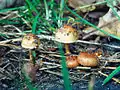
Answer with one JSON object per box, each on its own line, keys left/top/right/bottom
{"left": 103, "top": 66, "right": 120, "bottom": 85}
{"left": 58, "top": 0, "right": 64, "bottom": 27}
{"left": 0, "top": 19, "right": 20, "bottom": 24}
{"left": 32, "top": 13, "right": 40, "bottom": 34}
{"left": 44, "top": 0, "right": 49, "bottom": 20}
{"left": 58, "top": 43, "right": 72, "bottom": 90}
{"left": 25, "top": 0, "right": 39, "bottom": 14}
{"left": 0, "top": 6, "right": 25, "bottom": 13}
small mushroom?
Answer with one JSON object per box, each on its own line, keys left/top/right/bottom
{"left": 22, "top": 62, "right": 39, "bottom": 81}
{"left": 77, "top": 52, "right": 99, "bottom": 67}
{"left": 66, "top": 55, "right": 79, "bottom": 68}
{"left": 55, "top": 25, "right": 78, "bottom": 55}
{"left": 21, "top": 33, "right": 40, "bottom": 49}
{"left": 21, "top": 33, "right": 40, "bottom": 64}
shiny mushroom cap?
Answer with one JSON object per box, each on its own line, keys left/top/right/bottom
{"left": 77, "top": 52, "right": 99, "bottom": 67}
{"left": 55, "top": 25, "right": 78, "bottom": 43}
{"left": 21, "top": 33, "right": 40, "bottom": 49}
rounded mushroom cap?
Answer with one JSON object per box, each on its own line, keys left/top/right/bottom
{"left": 55, "top": 25, "right": 78, "bottom": 43}
{"left": 77, "top": 52, "right": 99, "bottom": 67}
{"left": 66, "top": 55, "right": 79, "bottom": 68}
{"left": 21, "top": 33, "right": 40, "bottom": 49}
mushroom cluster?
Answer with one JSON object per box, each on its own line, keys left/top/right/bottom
{"left": 21, "top": 25, "right": 100, "bottom": 82}
{"left": 66, "top": 52, "right": 99, "bottom": 68}
{"left": 55, "top": 25, "right": 99, "bottom": 68}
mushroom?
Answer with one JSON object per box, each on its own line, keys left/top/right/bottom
{"left": 55, "top": 25, "right": 78, "bottom": 55}
{"left": 66, "top": 55, "right": 79, "bottom": 68}
{"left": 21, "top": 33, "right": 40, "bottom": 64}
{"left": 22, "top": 62, "right": 39, "bottom": 81}
{"left": 77, "top": 52, "right": 99, "bottom": 67}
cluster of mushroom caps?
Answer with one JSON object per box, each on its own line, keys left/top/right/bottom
{"left": 21, "top": 25, "right": 100, "bottom": 74}
{"left": 55, "top": 25, "right": 99, "bottom": 68}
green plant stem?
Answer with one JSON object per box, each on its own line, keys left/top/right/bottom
{"left": 44, "top": 0, "right": 49, "bottom": 20}
{"left": 29, "top": 50, "right": 36, "bottom": 66}
{"left": 32, "top": 13, "right": 40, "bottom": 34}
{"left": 58, "top": 0, "right": 64, "bottom": 27}
{"left": 25, "top": 0, "right": 39, "bottom": 15}
{"left": 58, "top": 43, "right": 72, "bottom": 90}
{"left": 0, "top": 6, "right": 25, "bottom": 13}
{"left": 103, "top": 66, "right": 120, "bottom": 85}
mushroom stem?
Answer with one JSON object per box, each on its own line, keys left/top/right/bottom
{"left": 65, "top": 43, "right": 71, "bottom": 55}
{"left": 29, "top": 49, "right": 33, "bottom": 63}
{"left": 29, "top": 49, "right": 35, "bottom": 66}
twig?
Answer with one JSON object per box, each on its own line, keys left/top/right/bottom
{"left": 98, "top": 71, "right": 120, "bottom": 84}
{"left": 101, "top": 66, "right": 116, "bottom": 70}
{"left": 42, "top": 62, "right": 61, "bottom": 67}
{"left": 16, "top": 13, "right": 32, "bottom": 28}
{"left": 44, "top": 70, "right": 85, "bottom": 81}
{"left": 76, "top": 66, "right": 91, "bottom": 70}
{"left": 0, "top": 11, "right": 18, "bottom": 20}
{"left": 39, "top": 66, "right": 59, "bottom": 71}
{"left": 0, "top": 38, "right": 22, "bottom": 44}
{"left": 3, "top": 25, "right": 22, "bottom": 33}
{"left": 100, "top": 59, "right": 120, "bottom": 63}
{"left": 0, "top": 43, "right": 20, "bottom": 49}
{"left": 76, "top": 1, "right": 106, "bottom": 11}
{"left": 1, "top": 34, "right": 120, "bottom": 50}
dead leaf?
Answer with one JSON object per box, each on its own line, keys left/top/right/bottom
{"left": 83, "top": 9, "right": 120, "bottom": 37}
{"left": 68, "top": 0, "right": 104, "bottom": 12}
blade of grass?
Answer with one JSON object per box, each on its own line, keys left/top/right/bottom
{"left": 32, "top": 13, "right": 40, "bottom": 34}
{"left": 0, "top": 6, "right": 25, "bottom": 13}
{"left": 58, "top": 1, "right": 72, "bottom": 89}
{"left": 32, "top": 0, "right": 40, "bottom": 6}
{"left": 32, "top": 50, "right": 36, "bottom": 65}
{"left": 103, "top": 66, "right": 120, "bottom": 85}
{"left": 31, "top": 13, "right": 40, "bottom": 65}
{"left": 25, "top": 0, "right": 39, "bottom": 15}
{"left": 44, "top": 0, "right": 49, "bottom": 20}
{"left": 0, "top": 19, "right": 20, "bottom": 24}
{"left": 58, "top": 0, "right": 64, "bottom": 27}
{"left": 58, "top": 43, "right": 72, "bottom": 90}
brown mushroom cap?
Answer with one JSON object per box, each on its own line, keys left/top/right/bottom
{"left": 55, "top": 25, "right": 78, "bottom": 43}
{"left": 21, "top": 33, "right": 40, "bottom": 49}
{"left": 77, "top": 52, "right": 99, "bottom": 67}
{"left": 66, "top": 55, "right": 79, "bottom": 68}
